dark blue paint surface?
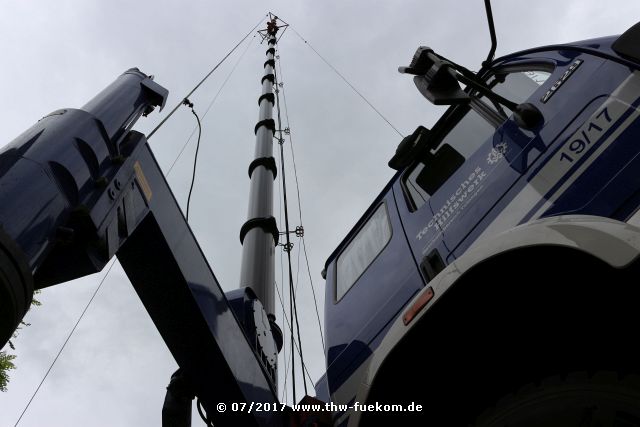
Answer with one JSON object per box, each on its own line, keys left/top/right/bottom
{"left": 324, "top": 190, "right": 423, "bottom": 393}
{"left": 323, "top": 35, "right": 640, "bottom": 398}
{"left": 0, "top": 69, "right": 280, "bottom": 426}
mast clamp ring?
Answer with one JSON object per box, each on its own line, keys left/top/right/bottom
{"left": 248, "top": 156, "right": 277, "bottom": 179}
{"left": 261, "top": 74, "right": 275, "bottom": 85}
{"left": 240, "top": 216, "right": 279, "bottom": 245}
{"left": 258, "top": 93, "right": 275, "bottom": 106}
{"left": 254, "top": 118, "right": 276, "bottom": 135}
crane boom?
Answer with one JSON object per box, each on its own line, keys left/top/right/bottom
{"left": 0, "top": 68, "right": 281, "bottom": 427}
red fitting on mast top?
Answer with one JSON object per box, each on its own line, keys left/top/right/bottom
{"left": 258, "top": 14, "right": 287, "bottom": 43}
{"left": 267, "top": 18, "right": 279, "bottom": 36}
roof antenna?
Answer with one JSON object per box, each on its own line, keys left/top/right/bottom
{"left": 483, "top": 0, "right": 497, "bottom": 68}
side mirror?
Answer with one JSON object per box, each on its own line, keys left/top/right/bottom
{"left": 413, "top": 63, "right": 470, "bottom": 105}
{"left": 400, "top": 46, "right": 544, "bottom": 130}
{"left": 399, "top": 46, "right": 470, "bottom": 106}
{"left": 388, "top": 126, "right": 430, "bottom": 170}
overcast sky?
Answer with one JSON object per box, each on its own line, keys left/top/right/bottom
{"left": 1, "top": 1, "right": 640, "bottom": 425}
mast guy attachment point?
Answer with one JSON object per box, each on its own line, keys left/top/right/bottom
{"left": 257, "top": 13, "right": 289, "bottom": 44}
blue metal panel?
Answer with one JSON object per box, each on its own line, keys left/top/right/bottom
{"left": 0, "top": 70, "right": 164, "bottom": 346}
{"left": 400, "top": 50, "right": 610, "bottom": 264}
{"left": 538, "top": 76, "right": 640, "bottom": 220}
{"left": 324, "top": 191, "right": 424, "bottom": 394}
{"left": 448, "top": 55, "right": 639, "bottom": 259}
{"left": 314, "top": 372, "right": 331, "bottom": 403}
{"left": 117, "top": 139, "right": 280, "bottom": 426}
{"left": 0, "top": 69, "right": 281, "bottom": 426}
{"left": 321, "top": 37, "right": 640, "bottom": 403}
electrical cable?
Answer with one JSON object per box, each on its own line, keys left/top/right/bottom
{"left": 183, "top": 99, "right": 202, "bottom": 222}
{"left": 294, "top": 239, "right": 302, "bottom": 294}
{"left": 268, "top": 35, "right": 298, "bottom": 403}
{"left": 278, "top": 279, "right": 290, "bottom": 402}
{"left": 147, "top": 14, "right": 266, "bottom": 140}
{"left": 13, "top": 259, "right": 117, "bottom": 427}
{"left": 290, "top": 27, "right": 404, "bottom": 138}
{"left": 275, "top": 137, "right": 290, "bottom": 404}
{"left": 275, "top": 56, "right": 326, "bottom": 353}
{"left": 197, "top": 398, "right": 214, "bottom": 427}
{"left": 288, "top": 277, "right": 297, "bottom": 402}
{"left": 274, "top": 280, "right": 315, "bottom": 387}
{"left": 300, "top": 238, "right": 325, "bottom": 352}
{"left": 273, "top": 60, "right": 308, "bottom": 397}
{"left": 166, "top": 34, "right": 257, "bottom": 175}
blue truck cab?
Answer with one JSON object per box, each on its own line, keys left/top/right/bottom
{"left": 320, "top": 22, "right": 640, "bottom": 426}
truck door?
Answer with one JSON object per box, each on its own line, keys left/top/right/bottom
{"left": 323, "top": 188, "right": 425, "bottom": 400}
{"left": 395, "top": 53, "right": 613, "bottom": 271}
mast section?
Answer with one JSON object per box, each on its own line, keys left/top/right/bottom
{"left": 239, "top": 17, "right": 279, "bottom": 319}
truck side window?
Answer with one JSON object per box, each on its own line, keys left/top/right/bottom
{"left": 336, "top": 203, "right": 392, "bottom": 301}
{"left": 404, "top": 68, "right": 552, "bottom": 210}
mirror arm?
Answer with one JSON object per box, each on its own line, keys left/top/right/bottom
{"left": 400, "top": 46, "right": 543, "bottom": 130}
{"left": 420, "top": 51, "right": 517, "bottom": 112}
{"left": 454, "top": 72, "right": 542, "bottom": 130}
{"left": 454, "top": 72, "right": 518, "bottom": 111}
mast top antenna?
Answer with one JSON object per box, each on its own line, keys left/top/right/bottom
{"left": 258, "top": 13, "right": 289, "bottom": 43}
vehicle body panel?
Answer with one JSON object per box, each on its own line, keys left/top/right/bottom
{"left": 319, "top": 33, "right": 640, "bottom": 425}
